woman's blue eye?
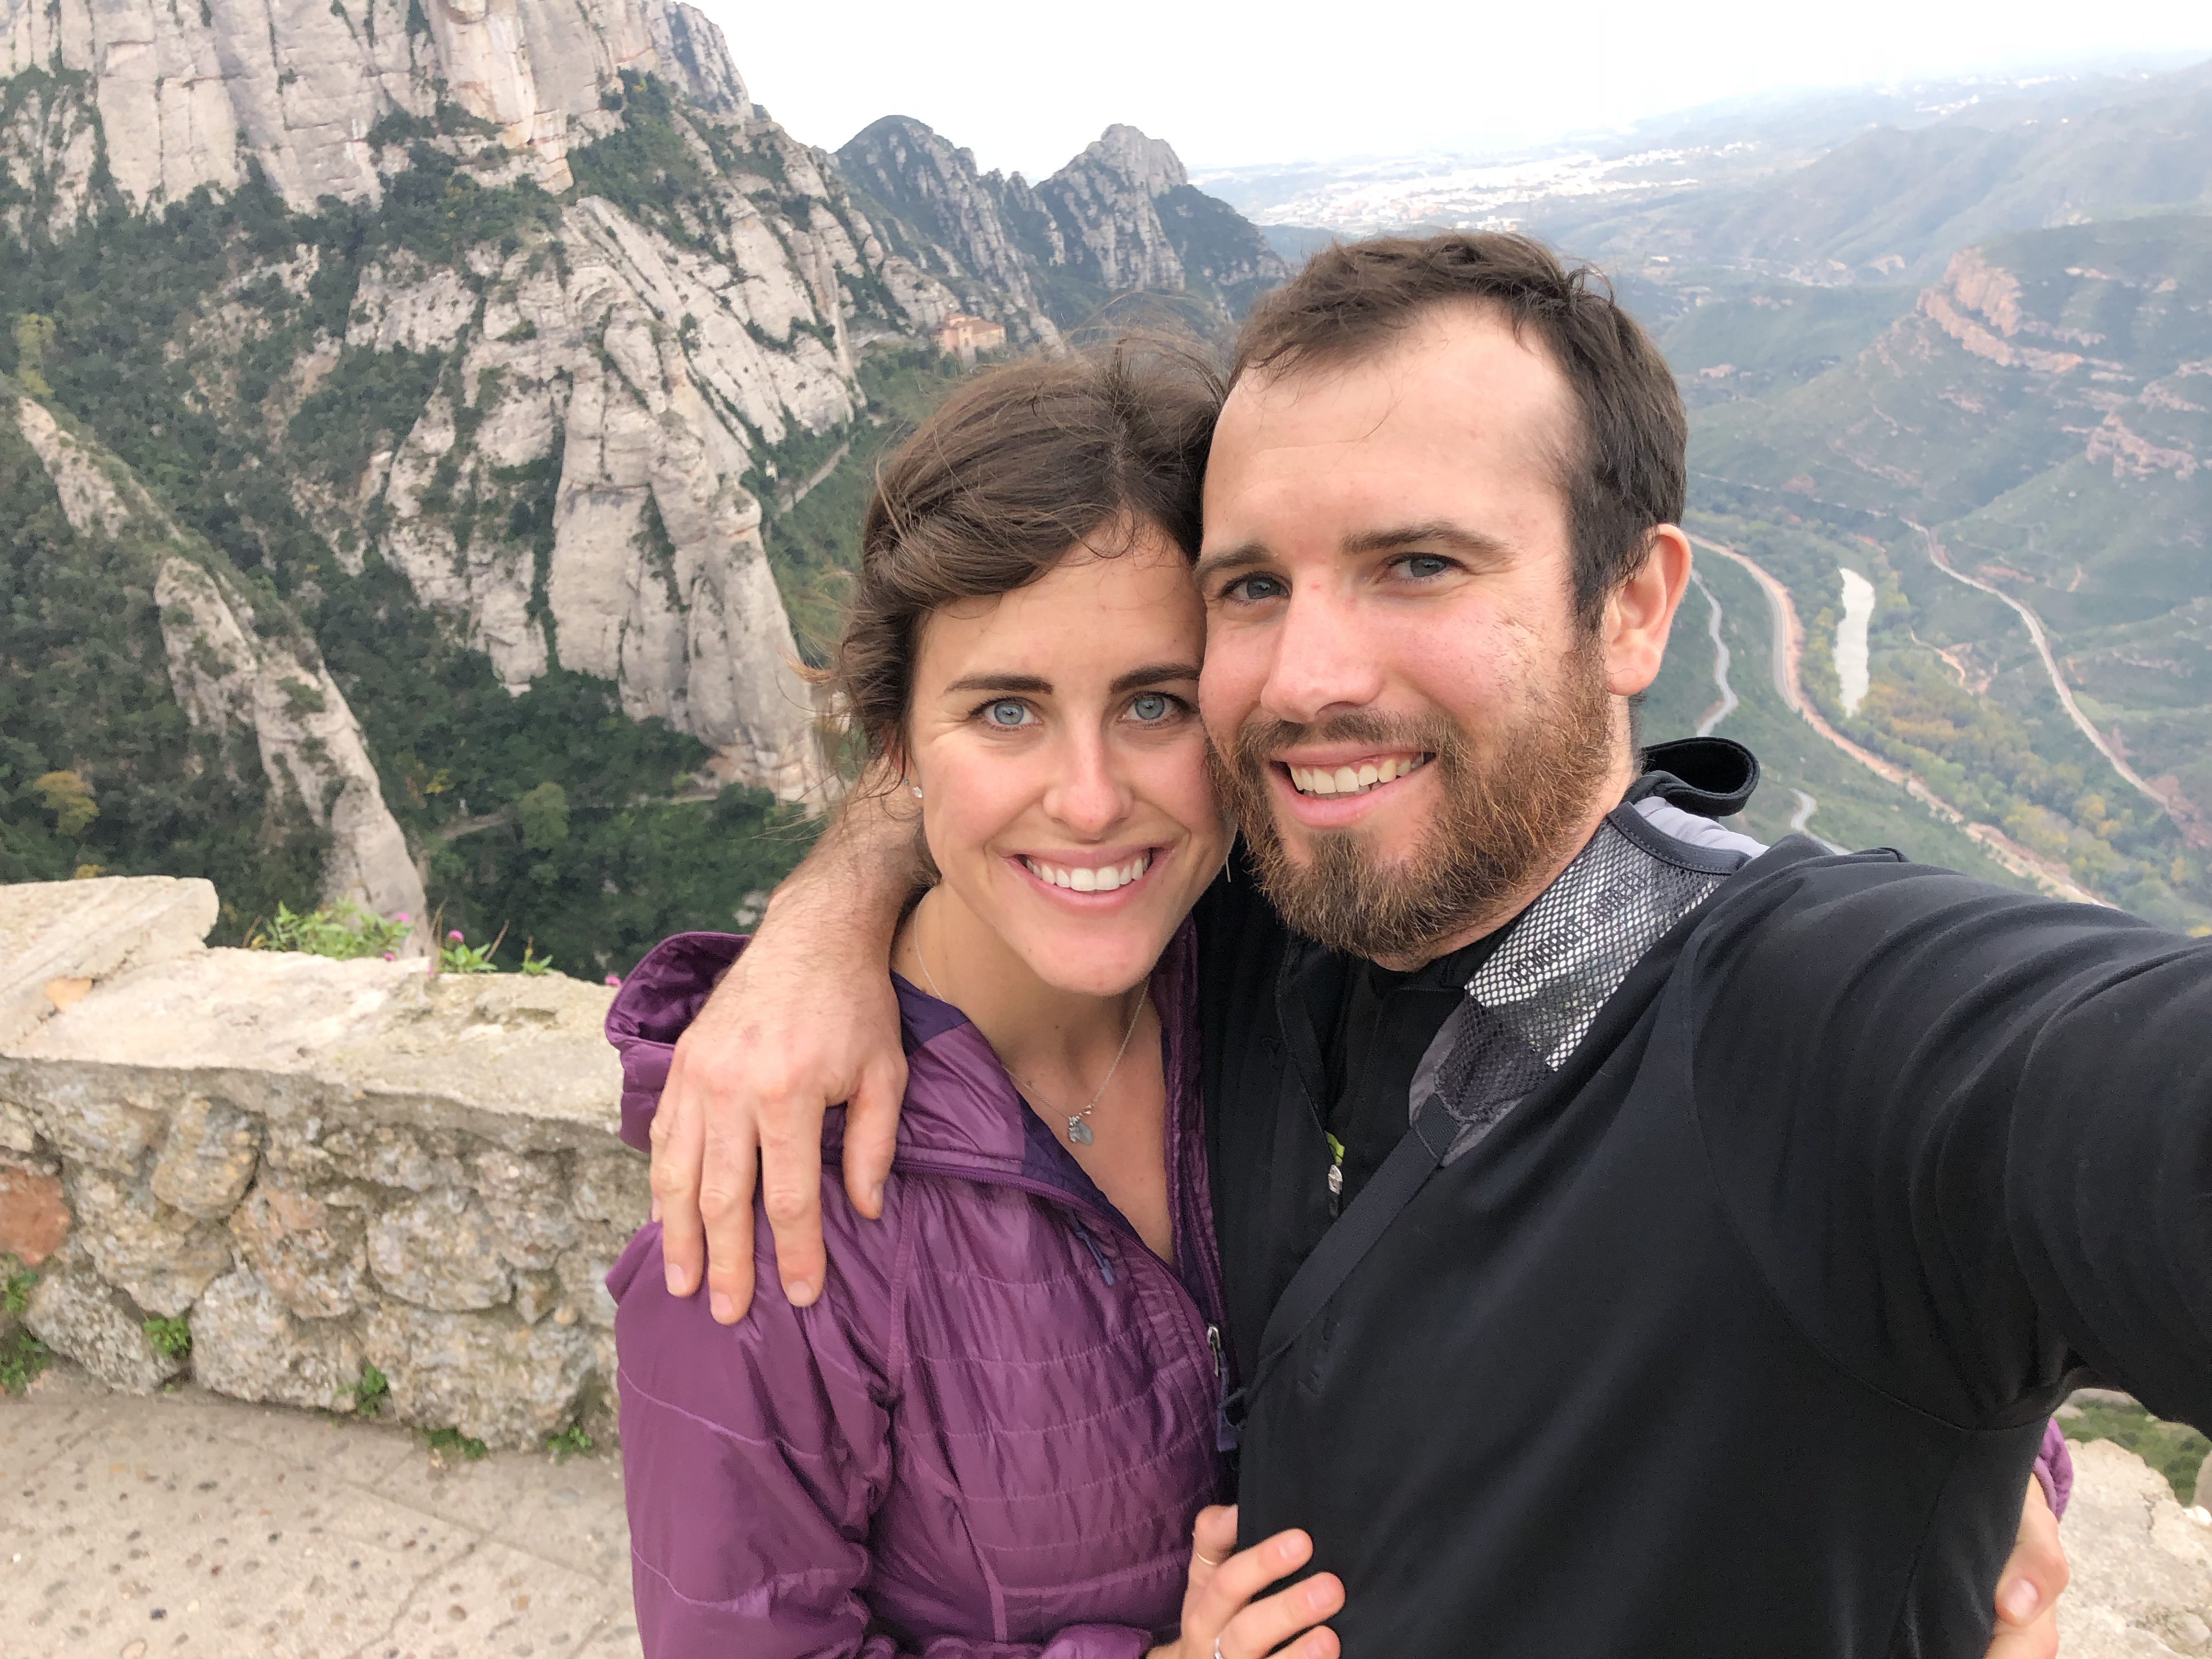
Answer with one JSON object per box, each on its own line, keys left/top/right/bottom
{"left": 1130, "top": 692, "right": 1170, "bottom": 722}
{"left": 986, "top": 700, "right": 1031, "bottom": 727}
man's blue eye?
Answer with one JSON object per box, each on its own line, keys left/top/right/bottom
{"left": 987, "top": 701, "right": 1031, "bottom": 726}
{"left": 1400, "top": 555, "right": 1449, "bottom": 579}
{"left": 1131, "top": 692, "right": 1170, "bottom": 721}
{"left": 1228, "top": 574, "right": 1286, "bottom": 602}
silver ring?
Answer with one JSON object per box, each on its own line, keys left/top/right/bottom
{"left": 1212, "top": 1641, "right": 1226, "bottom": 1659}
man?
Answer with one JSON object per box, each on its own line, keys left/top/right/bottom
{"left": 640, "top": 236, "right": 2177, "bottom": 1655}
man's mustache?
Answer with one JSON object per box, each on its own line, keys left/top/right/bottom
{"left": 1224, "top": 712, "right": 1457, "bottom": 772}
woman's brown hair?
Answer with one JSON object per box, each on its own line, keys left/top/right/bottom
{"left": 828, "top": 341, "right": 1223, "bottom": 768}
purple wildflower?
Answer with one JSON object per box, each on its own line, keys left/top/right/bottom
{"left": 396, "top": 912, "right": 412, "bottom": 924}
{"left": 605, "top": 974, "right": 623, "bottom": 988}
{"left": 382, "top": 951, "right": 396, "bottom": 962}
{"left": 447, "top": 929, "right": 465, "bottom": 943}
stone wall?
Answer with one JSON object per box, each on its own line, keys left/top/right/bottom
{"left": 0, "top": 877, "right": 642, "bottom": 1449}
{"left": 2060, "top": 1438, "right": 2212, "bottom": 1657}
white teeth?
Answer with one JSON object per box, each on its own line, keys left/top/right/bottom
{"left": 1023, "top": 853, "right": 1150, "bottom": 892}
{"left": 1288, "top": 755, "right": 1430, "bottom": 798}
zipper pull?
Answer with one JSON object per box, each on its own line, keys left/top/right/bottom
{"left": 1209, "top": 1324, "right": 1240, "bottom": 1453}
{"left": 1070, "top": 1217, "right": 1116, "bottom": 1285}
{"left": 1325, "top": 1132, "right": 1346, "bottom": 1218}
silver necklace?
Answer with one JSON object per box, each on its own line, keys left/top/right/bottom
{"left": 915, "top": 910, "right": 1145, "bottom": 1146}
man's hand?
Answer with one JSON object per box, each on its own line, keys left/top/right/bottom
{"left": 1985, "top": 1477, "right": 2068, "bottom": 1659}
{"left": 651, "top": 776, "right": 925, "bottom": 1322}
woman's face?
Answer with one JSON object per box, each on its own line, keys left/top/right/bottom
{"left": 904, "top": 525, "right": 1226, "bottom": 997}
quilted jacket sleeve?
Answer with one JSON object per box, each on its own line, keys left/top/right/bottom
{"left": 610, "top": 1216, "right": 1154, "bottom": 1659}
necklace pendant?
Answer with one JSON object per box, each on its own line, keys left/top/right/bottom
{"left": 1066, "top": 1117, "right": 1094, "bottom": 1146}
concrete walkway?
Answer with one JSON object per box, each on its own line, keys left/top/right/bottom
{"left": 1, "top": 1364, "right": 639, "bottom": 1659}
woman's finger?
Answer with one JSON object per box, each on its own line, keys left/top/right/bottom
{"left": 1186, "top": 1505, "right": 1239, "bottom": 1592}
{"left": 1217, "top": 1572, "right": 1344, "bottom": 1659}
{"left": 1187, "top": 1528, "right": 1314, "bottom": 1641}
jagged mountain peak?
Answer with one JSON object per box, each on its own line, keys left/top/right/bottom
{"left": 837, "top": 116, "right": 1285, "bottom": 342}
{"left": 1073, "top": 124, "right": 1188, "bottom": 198}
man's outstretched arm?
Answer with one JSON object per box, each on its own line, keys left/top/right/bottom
{"left": 651, "top": 773, "right": 927, "bottom": 1322}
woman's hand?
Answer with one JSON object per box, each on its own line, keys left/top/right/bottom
{"left": 1148, "top": 1506, "right": 1343, "bottom": 1659}
{"left": 1984, "top": 1478, "right": 2068, "bottom": 1659}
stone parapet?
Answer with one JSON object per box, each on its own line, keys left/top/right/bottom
{"left": 0, "top": 878, "right": 641, "bottom": 1449}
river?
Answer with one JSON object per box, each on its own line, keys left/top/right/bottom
{"left": 1836, "top": 568, "right": 1874, "bottom": 716}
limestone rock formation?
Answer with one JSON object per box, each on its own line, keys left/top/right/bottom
{"left": 0, "top": 0, "right": 751, "bottom": 213}
{"left": 0, "top": 0, "right": 1288, "bottom": 944}
{"left": 154, "top": 554, "right": 428, "bottom": 921}
{"left": 839, "top": 116, "right": 1289, "bottom": 339}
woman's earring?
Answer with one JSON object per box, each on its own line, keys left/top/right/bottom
{"left": 910, "top": 783, "right": 923, "bottom": 799}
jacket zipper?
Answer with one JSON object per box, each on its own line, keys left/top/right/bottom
{"left": 898, "top": 1154, "right": 1232, "bottom": 1455}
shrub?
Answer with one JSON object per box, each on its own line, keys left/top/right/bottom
{"left": 248, "top": 900, "right": 414, "bottom": 960}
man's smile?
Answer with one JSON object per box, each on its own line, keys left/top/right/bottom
{"left": 1281, "top": 752, "right": 1434, "bottom": 799}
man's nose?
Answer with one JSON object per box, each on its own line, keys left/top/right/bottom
{"left": 1259, "top": 589, "right": 1386, "bottom": 726}
{"left": 1043, "top": 731, "right": 1130, "bottom": 837}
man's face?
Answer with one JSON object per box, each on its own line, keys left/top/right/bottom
{"left": 1197, "top": 303, "right": 1641, "bottom": 968}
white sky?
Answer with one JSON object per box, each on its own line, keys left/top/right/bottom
{"left": 684, "top": 0, "right": 2212, "bottom": 179}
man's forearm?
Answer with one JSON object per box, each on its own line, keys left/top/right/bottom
{"left": 752, "top": 771, "right": 928, "bottom": 961}
{"left": 652, "top": 768, "right": 928, "bottom": 1317}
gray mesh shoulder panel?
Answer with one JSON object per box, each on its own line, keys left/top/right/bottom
{"left": 1408, "top": 805, "right": 1752, "bottom": 1166}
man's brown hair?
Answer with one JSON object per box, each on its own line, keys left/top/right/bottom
{"left": 1232, "top": 232, "right": 1686, "bottom": 626}
{"left": 829, "top": 342, "right": 1221, "bottom": 766}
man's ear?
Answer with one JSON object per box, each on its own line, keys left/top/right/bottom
{"left": 1603, "top": 525, "right": 1692, "bottom": 698}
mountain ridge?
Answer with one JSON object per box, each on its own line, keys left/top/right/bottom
{"left": 0, "top": 0, "right": 1288, "bottom": 969}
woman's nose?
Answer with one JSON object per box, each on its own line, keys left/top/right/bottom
{"left": 1044, "top": 737, "right": 1129, "bottom": 836}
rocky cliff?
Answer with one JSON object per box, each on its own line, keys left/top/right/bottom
{"left": 839, "top": 116, "right": 1289, "bottom": 342}
{"left": 0, "top": 0, "right": 750, "bottom": 213}
{"left": 0, "top": 0, "right": 1285, "bottom": 962}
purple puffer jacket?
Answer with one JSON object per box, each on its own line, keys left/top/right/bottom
{"left": 606, "top": 922, "right": 1229, "bottom": 1659}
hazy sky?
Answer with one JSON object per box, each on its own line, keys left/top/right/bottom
{"left": 686, "top": 0, "right": 2212, "bottom": 179}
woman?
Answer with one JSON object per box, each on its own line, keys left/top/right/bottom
{"left": 606, "top": 347, "right": 1343, "bottom": 1659}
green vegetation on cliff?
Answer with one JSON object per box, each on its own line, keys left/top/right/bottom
{"left": 0, "top": 156, "right": 824, "bottom": 966}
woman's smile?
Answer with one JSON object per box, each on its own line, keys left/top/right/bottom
{"left": 1012, "top": 844, "right": 1164, "bottom": 899}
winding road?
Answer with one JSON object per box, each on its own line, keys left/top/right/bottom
{"left": 1689, "top": 533, "right": 2104, "bottom": 905}
{"left": 1689, "top": 570, "right": 1739, "bottom": 736}
{"left": 1908, "top": 520, "right": 2173, "bottom": 817}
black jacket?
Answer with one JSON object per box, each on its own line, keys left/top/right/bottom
{"left": 1198, "top": 760, "right": 2211, "bottom": 1657}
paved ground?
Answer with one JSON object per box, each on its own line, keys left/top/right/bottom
{"left": 0, "top": 1364, "right": 639, "bottom": 1659}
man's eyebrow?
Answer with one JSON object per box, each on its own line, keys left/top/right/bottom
{"left": 1193, "top": 542, "right": 1270, "bottom": 584}
{"left": 1342, "top": 520, "right": 1516, "bottom": 562}
{"left": 1194, "top": 522, "right": 1514, "bottom": 585}
{"left": 941, "top": 672, "right": 1052, "bottom": 695}
{"left": 1108, "top": 662, "right": 1201, "bottom": 695}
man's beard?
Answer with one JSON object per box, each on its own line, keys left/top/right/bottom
{"left": 1210, "top": 644, "right": 1617, "bottom": 966}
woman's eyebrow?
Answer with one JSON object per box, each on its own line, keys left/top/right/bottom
{"left": 1108, "top": 662, "right": 1201, "bottom": 695}
{"left": 941, "top": 672, "right": 1052, "bottom": 695}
